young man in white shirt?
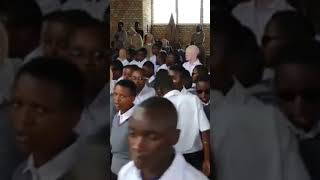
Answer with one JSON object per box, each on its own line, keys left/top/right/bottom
{"left": 110, "top": 80, "right": 137, "bottom": 179}
{"left": 118, "top": 97, "right": 209, "bottom": 180}
{"left": 196, "top": 75, "right": 210, "bottom": 120}
{"left": 169, "top": 65, "right": 193, "bottom": 95}
{"left": 142, "top": 61, "right": 156, "bottom": 88}
{"left": 10, "top": 57, "right": 84, "bottom": 180}
{"left": 63, "top": 16, "right": 109, "bottom": 137}
{"left": 130, "top": 68, "right": 156, "bottom": 105}
{"left": 156, "top": 51, "right": 168, "bottom": 72}
{"left": 117, "top": 48, "right": 129, "bottom": 66}
{"left": 183, "top": 45, "right": 202, "bottom": 76}
{"left": 130, "top": 48, "right": 148, "bottom": 68}
{"left": 149, "top": 44, "right": 162, "bottom": 71}
{"left": 154, "top": 70, "right": 211, "bottom": 177}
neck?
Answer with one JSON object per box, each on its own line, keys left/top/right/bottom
{"left": 33, "top": 133, "right": 76, "bottom": 168}
{"left": 120, "top": 104, "right": 134, "bottom": 114}
{"left": 141, "top": 152, "right": 175, "bottom": 180}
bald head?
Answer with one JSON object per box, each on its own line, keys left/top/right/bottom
{"left": 186, "top": 45, "right": 200, "bottom": 62}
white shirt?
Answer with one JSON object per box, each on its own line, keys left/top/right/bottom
{"left": 24, "top": 47, "right": 43, "bottom": 64}
{"left": 118, "top": 106, "right": 135, "bottom": 125}
{"left": 183, "top": 59, "right": 202, "bottom": 76}
{"left": 117, "top": 58, "right": 129, "bottom": 67}
{"left": 149, "top": 54, "right": 158, "bottom": 72}
{"left": 157, "top": 64, "right": 169, "bottom": 72}
{"left": 20, "top": 140, "right": 79, "bottom": 180}
{"left": 232, "top": 0, "right": 293, "bottom": 44}
{"left": 164, "top": 90, "right": 210, "bottom": 154}
{"left": 148, "top": 75, "right": 155, "bottom": 84}
{"left": 263, "top": 68, "right": 275, "bottom": 81}
{"left": 118, "top": 153, "right": 209, "bottom": 180}
{"left": 134, "top": 84, "right": 156, "bottom": 105}
{"left": 35, "top": 0, "right": 109, "bottom": 21}
{"left": 75, "top": 84, "right": 109, "bottom": 137}
{"left": 130, "top": 58, "right": 148, "bottom": 68}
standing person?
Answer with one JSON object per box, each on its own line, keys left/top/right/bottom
{"left": 131, "top": 68, "right": 156, "bottom": 105}
{"left": 118, "top": 97, "right": 209, "bottom": 180}
{"left": 134, "top": 22, "right": 144, "bottom": 39}
{"left": 191, "top": 25, "right": 205, "bottom": 63}
{"left": 183, "top": 45, "right": 202, "bottom": 76}
{"left": 130, "top": 48, "right": 148, "bottom": 68}
{"left": 114, "top": 22, "right": 128, "bottom": 47}
{"left": 110, "top": 80, "right": 137, "bottom": 179}
{"left": 127, "top": 27, "right": 143, "bottom": 50}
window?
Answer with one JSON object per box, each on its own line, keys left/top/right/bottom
{"left": 152, "top": 0, "right": 176, "bottom": 24}
{"left": 178, "top": 0, "right": 201, "bottom": 24}
{"left": 153, "top": 0, "right": 210, "bottom": 24}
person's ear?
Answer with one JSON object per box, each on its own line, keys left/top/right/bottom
{"left": 170, "top": 129, "right": 180, "bottom": 146}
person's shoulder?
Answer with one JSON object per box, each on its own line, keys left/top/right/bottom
{"left": 183, "top": 162, "right": 209, "bottom": 180}
{"left": 11, "top": 160, "right": 28, "bottom": 180}
{"left": 118, "top": 161, "right": 136, "bottom": 179}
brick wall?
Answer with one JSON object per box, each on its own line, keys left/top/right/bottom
{"left": 110, "top": 0, "right": 210, "bottom": 55}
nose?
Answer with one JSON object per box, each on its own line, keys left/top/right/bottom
{"left": 13, "top": 106, "right": 34, "bottom": 132}
{"left": 131, "top": 136, "right": 145, "bottom": 152}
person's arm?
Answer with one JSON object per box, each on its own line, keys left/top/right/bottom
{"left": 201, "top": 130, "right": 211, "bottom": 176}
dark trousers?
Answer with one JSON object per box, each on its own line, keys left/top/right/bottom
{"left": 183, "top": 150, "right": 203, "bottom": 171}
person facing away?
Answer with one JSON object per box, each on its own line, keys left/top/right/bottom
{"left": 118, "top": 97, "right": 209, "bottom": 180}
{"left": 63, "top": 15, "right": 109, "bottom": 137}
{"left": 10, "top": 57, "right": 85, "bottom": 180}
{"left": 130, "top": 48, "right": 148, "bottom": 68}
{"left": 130, "top": 68, "right": 156, "bottom": 105}
{"left": 110, "top": 80, "right": 137, "bottom": 178}
{"left": 274, "top": 41, "right": 320, "bottom": 180}
{"left": 142, "top": 61, "right": 156, "bottom": 88}
{"left": 154, "top": 70, "right": 211, "bottom": 176}
{"left": 183, "top": 45, "right": 202, "bottom": 76}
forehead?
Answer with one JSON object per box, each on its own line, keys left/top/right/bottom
{"left": 13, "top": 74, "right": 64, "bottom": 106}
{"left": 129, "top": 108, "right": 167, "bottom": 132}
{"left": 196, "top": 81, "right": 210, "bottom": 89}
{"left": 132, "top": 70, "right": 144, "bottom": 76}
{"left": 69, "top": 27, "right": 106, "bottom": 48}
{"left": 114, "top": 85, "right": 132, "bottom": 95}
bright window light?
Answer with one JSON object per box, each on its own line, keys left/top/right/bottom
{"left": 178, "top": 0, "right": 201, "bottom": 24}
{"left": 203, "top": 0, "right": 210, "bottom": 24}
{"left": 153, "top": 0, "right": 176, "bottom": 24}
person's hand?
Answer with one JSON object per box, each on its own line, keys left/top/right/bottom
{"left": 202, "top": 159, "right": 210, "bottom": 176}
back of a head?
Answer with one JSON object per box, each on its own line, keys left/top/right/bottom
{"left": 143, "top": 61, "right": 154, "bottom": 70}
{"left": 155, "top": 69, "right": 174, "bottom": 92}
{"left": 194, "top": 65, "right": 209, "bottom": 76}
{"left": 15, "top": 57, "right": 85, "bottom": 109}
{"left": 111, "top": 60, "right": 123, "bottom": 71}
{"left": 266, "top": 10, "right": 315, "bottom": 41}
{"left": 115, "top": 79, "right": 137, "bottom": 97}
{"left": 138, "top": 97, "right": 178, "bottom": 129}
{"left": 125, "top": 64, "right": 140, "bottom": 72}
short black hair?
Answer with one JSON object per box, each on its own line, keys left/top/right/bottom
{"left": 182, "top": 69, "right": 193, "bottom": 89}
{"left": 137, "top": 47, "right": 148, "bottom": 56}
{"left": 127, "top": 48, "right": 136, "bottom": 55}
{"left": 124, "top": 64, "right": 140, "bottom": 71}
{"left": 14, "top": 57, "right": 85, "bottom": 109}
{"left": 169, "top": 65, "right": 185, "bottom": 79}
{"left": 152, "top": 43, "right": 162, "bottom": 49}
{"left": 193, "top": 65, "right": 208, "bottom": 75}
{"left": 196, "top": 74, "right": 210, "bottom": 84}
{"left": 111, "top": 60, "right": 123, "bottom": 71}
{"left": 155, "top": 69, "right": 174, "bottom": 91}
{"left": 118, "top": 22, "right": 124, "bottom": 26}
{"left": 143, "top": 61, "right": 155, "bottom": 70}
{"left": 115, "top": 79, "right": 137, "bottom": 96}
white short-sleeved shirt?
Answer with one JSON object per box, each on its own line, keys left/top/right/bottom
{"left": 149, "top": 54, "right": 158, "bottom": 73}
{"left": 116, "top": 58, "right": 129, "bottom": 67}
{"left": 164, "top": 90, "right": 210, "bottom": 154}
{"left": 157, "top": 64, "right": 169, "bottom": 72}
{"left": 134, "top": 84, "right": 156, "bottom": 105}
{"left": 183, "top": 59, "right": 202, "bottom": 76}
{"left": 130, "top": 58, "right": 148, "bottom": 68}
{"left": 118, "top": 153, "right": 209, "bottom": 180}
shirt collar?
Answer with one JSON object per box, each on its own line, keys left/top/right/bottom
{"left": 164, "top": 90, "right": 181, "bottom": 99}
{"left": 23, "top": 140, "right": 79, "bottom": 180}
{"left": 148, "top": 75, "right": 155, "bottom": 83}
{"left": 180, "top": 87, "right": 188, "bottom": 94}
{"left": 289, "top": 120, "right": 320, "bottom": 140}
{"left": 188, "top": 59, "right": 201, "bottom": 66}
{"left": 118, "top": 106, "right": 135, "bottom": 125}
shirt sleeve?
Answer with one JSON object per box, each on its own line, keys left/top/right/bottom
{"left": 196, "top": 97, "right": 210, "bottom": 132}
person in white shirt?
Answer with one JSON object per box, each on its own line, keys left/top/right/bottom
{"left": 156, "top": 51, "right": 169, "bottom": 72}
{"left": 192, "top": 65, "right": 209, "bottom": 88}
{"left": 274, "top": 42, "right": 320, "bottom": 179}
{"left": 149, "top": 43, "right": 162, "bottom": 71}
{"left": 183, "top": 45, "right": 202, "bottom": 76}
{"left": 154, "top": 70, "right": 211, "bottom": 176}
{"left": 63, "top": 16, "right": 109, "bottom": 137}
{"left": 111, "top": 60, "right": 124, "bottom": 81}
{"left": 142, "top": 61, "right": 156, "bottom": 87}
{"left": 117, "top": 48, "right": 129, "bottom": 66}
{"left": 130, "top": 68, "right": 156, "bottom": 105}
{"left": 118, "top": 97, "right": 209, "bottom": 180}
{"left": 10, "top": 58, "right": 85, "bottom": 180}
{"left": 169, "top": 65, "right": 193, "bottom": 95}
{"left": 130, "top": 48, "right": 148, "bottom": 68}
{"left": 232, "top": 0, "right": 293, "bottom": 45}
{"left": 110, "top": 80, "right": 137, "bottom": 179}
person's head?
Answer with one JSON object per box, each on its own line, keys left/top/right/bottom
{"left": 185, "top": 45, "right": 200, "bottom": 62}
{"left": 128, "top": 97, "right": 179, "bottom": 170}
{"left": 142, "top": 61, "right": 155, "bottom": 78}
{"left": 118, "top": 48, "right": 127, "bottom": 60}
{"left": 136, "top": 48, "right": 147, "bottom": 62}
{"left": 113, "top": 80, "right": 136, "bottom": 113}
{"left": 182, "top": 68, "right": 193, "bottom": 89}
{"left": 0, "top": 0, "right": 42, "bottom": 58}
{"left": 156, "top": 51, "right": 167, "bottom": 66}
{"left": 154, "top": 70, "right": 174, "bottom": 96}
{"left": 262, "top": 10, "right": 315, "bottom": 67}
{"left": 192, "top": 65, "right": 209, "bottom": 83}
{"left": 275, "top": 41, "right": 320, "bottom": 132}
{"left": 65, "top": 16, "right": 109, "bottom": 95}
{"left": 196, "top": 24, "right": 202, "bottom": 32}
{"left": 166, "top": 52, "right": 178, "bottom": 67}
{"left": 134, "top": 21, "right": 140, "bottom": 30}
{"left": 131, "top": 68, "right": 147, "bottom": 93}
{"left": 118, "top": 22, "right": 124, "bottom": 31}
{"left": 41, "top": 10, "right": 90, "bottom": 58}
{"left": 123, "top": 65, "right": 139, "bottom": 80}
{"left": 169, "top": 65, "right": 185, "bottom": 91}
{"left": 10, "top": 57, "right": 84, "bottom": 155}
{"left": 196, "top": 75, "right": 210, "bottom": 104}
{"left": 152, "top": 43, "right": 161, "bottom": 56}
{"left": 111, "top": 60, "right": 123, "bottom": 80}
{"left": 127, "top": 48, "right": 136, "bottom": 62}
